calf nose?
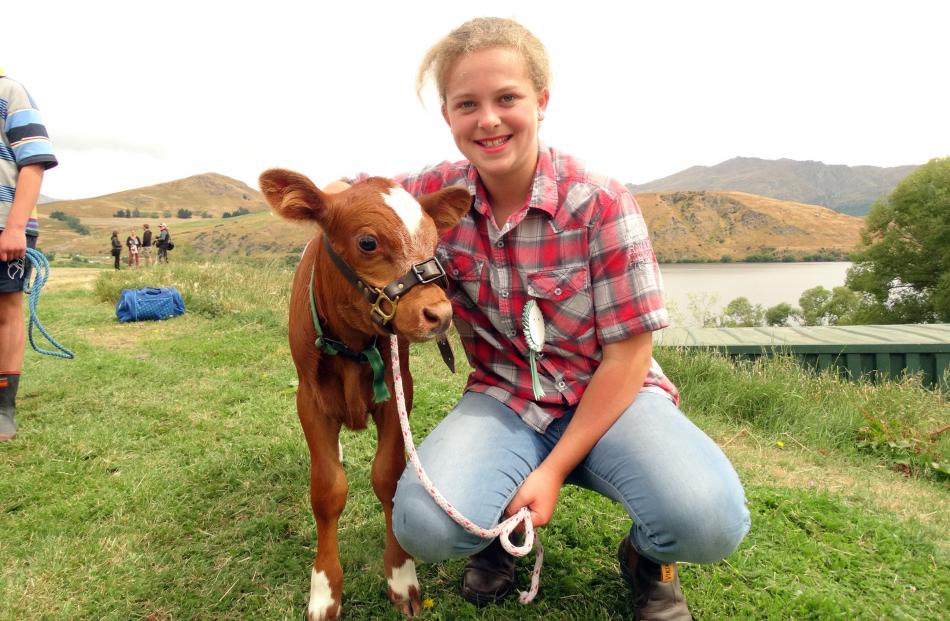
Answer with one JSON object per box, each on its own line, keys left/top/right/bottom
{"left": 422, "top": 305, "right": 452, "bottom": 335}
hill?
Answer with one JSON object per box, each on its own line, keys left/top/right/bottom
{"left": 42, "top": 172, "right": 269, "bottom": 219}
{"left": 628, "top": 157, "right": 919, "bottom": 216}
{"left": 37, "top": 183, "right": 861, "bottom": 265}
{"left": 637, "top": 190, "right": 863, "bottom": 262}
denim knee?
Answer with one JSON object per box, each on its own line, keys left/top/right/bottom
{"left": 635, "top": 476, "right": 751, "bottom": 564}
{"left": 392, "top": 472, "right": 484, "bottom": 563}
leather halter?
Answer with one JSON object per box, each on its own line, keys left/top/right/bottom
{"left": 321, "top": 236, "right": 456, "bottom": 373}
{"left": 321, "top": 236, "right": 447, "bottom": 332}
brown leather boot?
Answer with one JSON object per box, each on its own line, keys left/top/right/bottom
{"left": 618, "top": 536, "right": 692, "bottom": 621}
{"left": 460, "top": 537, "right": 516, "bottom": 607}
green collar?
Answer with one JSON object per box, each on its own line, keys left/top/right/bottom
{"left": 309, "top": 267, "right": 390, "bottom": 403}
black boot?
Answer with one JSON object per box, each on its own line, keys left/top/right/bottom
{"left": 460, "top": 537, "right": 516, "bottom": 607}
{"left": 618, "top": 535, "right": 692, "bottom": 621}
{"left": 0, "top": 373, "right": 20, "bottom": 441}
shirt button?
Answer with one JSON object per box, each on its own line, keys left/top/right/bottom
{"left": 496, "top": 241, "right": 504, "bottom": 248}
{"left": 508, "top": 330, "right": 517, "bottom": 338}
{"left": 557, "top": 380, "right": 567, "bottom": 389}
{"left": 554, "top": 287, "right": 562, "bottom": 295}
{"left": 500, "top": 290, "right": 509, "bottom": 298}
{"left": 452, "top": 269, "right": 459, "bottom": 276}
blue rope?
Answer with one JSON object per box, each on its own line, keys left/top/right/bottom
{"left": 23, "top": 248, "right": 74, "bottom": 359}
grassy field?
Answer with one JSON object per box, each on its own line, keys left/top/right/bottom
{"left": 2, "top": 262, "right": 948, "bottom": 620}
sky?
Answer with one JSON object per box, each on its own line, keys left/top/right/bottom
{"left": 6, "top": 0, "right": 949, "bottom": 200}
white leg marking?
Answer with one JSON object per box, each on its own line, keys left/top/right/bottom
{"left": 307, "top": 568, "right": 336, "bottom": 619}
{"left": 382, "top": 187, "right": 423, "bottom": 236}
{"left": 338, "top": 439, "right": 344, "bottom": 464}
{"left": 387, "top": 558, "right": 419, "bottom": 600}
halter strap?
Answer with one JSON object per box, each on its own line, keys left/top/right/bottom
{"left": 308, "top": 266, "right": 390, "bottom": 403}
{"left": 320, "top": 235, "right": 456, "bottom": 373}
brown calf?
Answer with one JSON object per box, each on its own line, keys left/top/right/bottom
{"left": 259, "top": 170, "right": 470, "bottom": 620}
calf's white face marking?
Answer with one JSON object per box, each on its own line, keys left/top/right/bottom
{"left": 387, "top": 558, "right": 419, "bottom": 600}
{"left": 382, "top": 187, "right": 424, "bottom": 240}
{"left": 307, "top": 568, "right": 336, "bottom": 619}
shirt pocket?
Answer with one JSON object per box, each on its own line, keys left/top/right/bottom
{"left": 526, "top": 266, "right": 594, "bottom": 344}
{"left": 443, "top": 250, "right": 484, "bottom": 310}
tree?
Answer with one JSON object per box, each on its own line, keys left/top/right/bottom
{"left": 798, "top": 285, "right": 862, "bottom": 326}
{"left": 765, "top": 302, "right": 798, "bottom": 326}
{"left": 824, "top": 286, "right": 861, "bottom": 325}
{"left": 799, "top": 286, "right": 832, "bottom": 325}
{"left": 846, "top": 157, "right": 950, "bottom": 323}
{"left": 718, "top": 297, "right": 765, "bottom": 327}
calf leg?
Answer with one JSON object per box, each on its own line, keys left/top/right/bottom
{"left": 372, "top": 398, "right": 421, "bottom": 617}
{"left": 298, "top": 389, "right": 348, "bottom": 621}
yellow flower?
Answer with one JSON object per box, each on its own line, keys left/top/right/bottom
{"left": 775, "top": 440, "right": 785, "bottom": 448}
{"left": 422, "top": 598, "right": 435, "bottom": 609}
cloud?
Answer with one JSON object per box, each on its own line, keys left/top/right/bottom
{"left": 52, "top": 133, "right": 167, "bottom": 157}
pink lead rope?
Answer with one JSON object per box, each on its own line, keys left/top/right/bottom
{"left": 389, "top": 335, "right": 544, "bottom": 604}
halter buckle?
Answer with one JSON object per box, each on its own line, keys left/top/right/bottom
{"left": 411, "top": 256, "right": 448, "bottom": 287}
{"left": 371, "top": 288, "right": 399, "bottom": 324}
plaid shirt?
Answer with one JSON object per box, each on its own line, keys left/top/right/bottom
{"left": 390, "top": 145, "right": 678, "bottom": 432}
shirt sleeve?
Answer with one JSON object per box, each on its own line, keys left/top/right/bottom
{"left": 3, "top": 80, "right": 57, "bottom": 170}
{"left": 589, "top": 189, "right": 670, "bottom": 342}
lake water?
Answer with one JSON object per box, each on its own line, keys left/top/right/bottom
{"left": 658, "top": 262, "right": 852, "bottom": 326}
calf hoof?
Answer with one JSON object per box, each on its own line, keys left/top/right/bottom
{"left": 305, "top": 568, "right": 341, "bottom": 620}
{"left": 388, "top": 588, "right": 422, "bottom": 617}
{"left": 387, "top": 558, "right": 422, "bottom": 617}
{"left": 303, "top": 603, "right": 340, "bottom": 621}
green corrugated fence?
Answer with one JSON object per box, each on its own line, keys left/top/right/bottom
{"left": 654, "top": 324, "right": 950, "bottom": 391}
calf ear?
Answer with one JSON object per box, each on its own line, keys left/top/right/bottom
{"left": 258, "top": 169, "right": 329, "bottom": 222}
{"left": 419, "top": 186, "right": 472, "bottom": 231}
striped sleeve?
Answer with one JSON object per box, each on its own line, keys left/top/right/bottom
{"left": 5, "top": 103, "right": 58, "bottom": 170}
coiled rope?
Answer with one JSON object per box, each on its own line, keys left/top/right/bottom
{"left": 388, "top": 335, "right": 544, "bottom": 604}
{"left": 23, "top": 248, "right": 74, "bottom": 359}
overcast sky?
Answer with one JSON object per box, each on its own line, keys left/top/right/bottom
{"left": 6, "top": 0, "right": 949, "bottom": 200}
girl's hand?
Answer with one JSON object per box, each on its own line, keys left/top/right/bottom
{"left": 505, "top": 466, "right": 564, "bottom": 528}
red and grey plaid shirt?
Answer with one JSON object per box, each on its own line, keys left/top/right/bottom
{"left": 388, "top": 145, "right": 678, "bottom": 432}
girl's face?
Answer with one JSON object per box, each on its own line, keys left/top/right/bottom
{"left": 441, "top": 47, "right": 548, "bottom": 195}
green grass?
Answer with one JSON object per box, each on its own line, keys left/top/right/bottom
{"left": 2, "top": 263, "right": 948, "bottom": 620}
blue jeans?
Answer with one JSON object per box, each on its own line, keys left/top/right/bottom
{"left": 393, "top": 391, "right": 750, "bottom": 565}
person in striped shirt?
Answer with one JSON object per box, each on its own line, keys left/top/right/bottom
{"left": 0, "top": 69, "right": 58, "bottom": 442}
{"left": 330, "top": 18, "right": 749, "bottom": 619}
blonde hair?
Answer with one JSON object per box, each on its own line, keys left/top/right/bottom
{"left": 417, "top": 17, "right": 551, "bottom": 102}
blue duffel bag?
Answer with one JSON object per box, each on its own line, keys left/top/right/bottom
{"left": 116, "top": 287, "right": 185, "bottom": 322}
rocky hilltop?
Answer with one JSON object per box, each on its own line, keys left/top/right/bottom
{"left": 629, "top": 157, "right": 918, "bottom": 216}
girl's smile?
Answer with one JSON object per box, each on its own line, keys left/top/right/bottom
{"left": 441, "top": 47, "right": 548, "bottom": 210}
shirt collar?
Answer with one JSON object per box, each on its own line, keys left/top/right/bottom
{"left": 466, "top": 143, "right": 560, "bottom": 220}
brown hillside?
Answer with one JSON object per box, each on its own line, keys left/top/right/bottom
{"left": 637, "top": 191, "right": 863, "bottom": 262}
{"left": 42, "top": 173, "right": 269, "bottom": 218}
{"left": 34, "top": 175, "right": 863, "bottom": 264}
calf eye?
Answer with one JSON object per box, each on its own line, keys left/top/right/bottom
{"left": 357, "top": 236, "right": 378, "bottom": 252}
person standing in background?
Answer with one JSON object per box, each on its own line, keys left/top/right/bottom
{"left": 126, "top": 228, "right": 141, "bottom": 268}
{"left": 140, "top": 223, "right": 153, "bottom": 266}
{"left": 0, "top": 68, "right": 58, "bottom": 442}
{"left": 156, "top": 222, "right": 170, "bottom": 264}
{"left": 110, "top": 230, "right": 121, "bottom": 270}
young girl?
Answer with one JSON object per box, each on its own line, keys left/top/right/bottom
{"left": 126, "top": 229, "right": 141, "bottom": 268}
{"left": 336, "top": 17, "right": 749, "bottom": 619}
